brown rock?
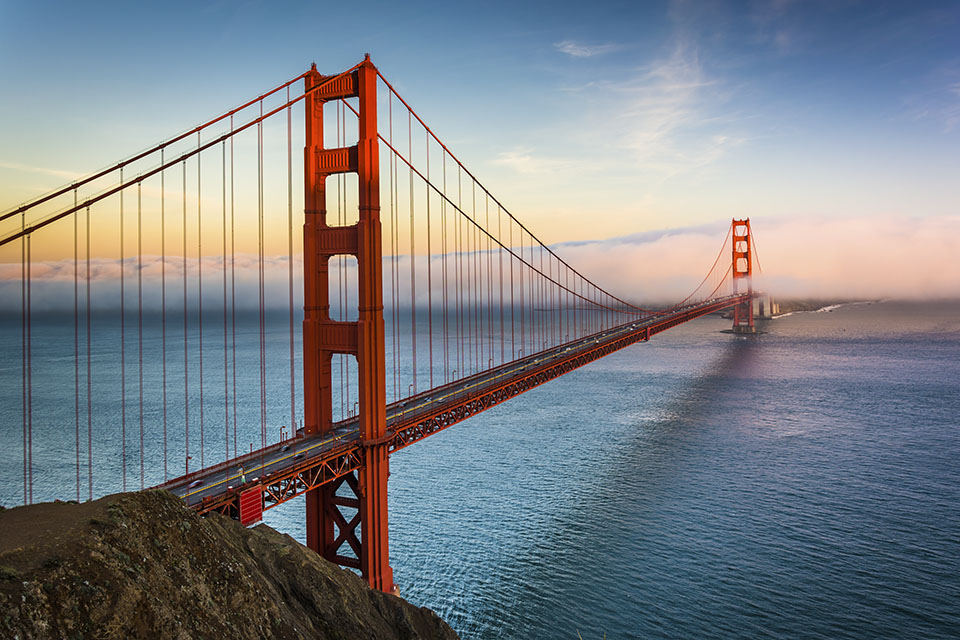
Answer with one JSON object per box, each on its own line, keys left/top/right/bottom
{"left": 0, "top": 490, "right": 458, "bottom": 640}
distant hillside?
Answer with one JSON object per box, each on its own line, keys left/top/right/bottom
{"left": 0, "top": 491, "right": 458, "bottom": 640}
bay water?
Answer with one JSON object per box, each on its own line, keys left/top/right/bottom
{"left": 2, "top": 300, "right": 959, "bottom": 638}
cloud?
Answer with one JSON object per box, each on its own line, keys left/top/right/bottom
{"left": 0, "top": 254, "right": 305, "bottom": 313}
{"left": 551, "top": 215, "right": 960, "bottom": 302}
{"left": 493, "top": 148, "right": 572, "bottom": 174}
{"left": 553, "top": 40, "right": 619, "bottom": 58}
{"left": 747, "top": 0, "right": 803, "bottom": 54}
{"left": 901, "top": 49, "right": 960, "bottom": 131}
{"left": 529, "top": 37, "right": 741, "bottom": 185}
{"left": 606, "top": 41, "right": 740, "bottom": 177}
{"left": 943, "top": 81, "right": 960, "bottom": 131}
{"left": 7, "top": 215, "right": 955, "bottom": 314}
{"left": 0, "top": 161, "right": 84, "bottom": 181}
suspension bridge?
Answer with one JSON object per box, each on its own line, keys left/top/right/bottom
{"left": 0, "top": 56, "right": 759, "bottom": 594}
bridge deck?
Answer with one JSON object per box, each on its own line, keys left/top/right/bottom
{"left": 159, "top": 294, "right": 748, "bottom": 518}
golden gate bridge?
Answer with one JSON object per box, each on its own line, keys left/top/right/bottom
{"left": 0, "top": 55, "right": 759, "bottom": 594}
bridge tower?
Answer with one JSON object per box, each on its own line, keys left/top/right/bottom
{"left": 731, "top": 218, "right": 755, "bottom": 333}
{"left": 302, "top": 56, "right": 394, "bottom": 593}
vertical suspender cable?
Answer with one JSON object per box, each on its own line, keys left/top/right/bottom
{"left": 551, "top": 261, "right": 567, "bottom": 344}
{"left": 442, "top": 152, "right": 448, "bottom": 383}
{"left": 161, "top": 150, "right": 168, "bottom": 481}
{"left": 477, "top": 216, "right": 483, "bottom": 367}
{"left": 528, "top": 233, "right": 534, "bottom": 353}
{"left": 425, "top": 131, "right": 433, "bottom": 388}
{"left": 182, "top": 161, "right": 189, "bottom": 475}
{"left": 230, "top": 117, "right": 238, "bottom": 456}
{"left": 497, "top": 205, "right": 504, "bottom": 365}
{"left": 471, "top": 184, "right": 478, "bottom": 371}
{"left": 529, "top": 234, "right": 534, "bottom": 353}
{"left": 467, "top": 185, "right": 474, "bottom": 372}
{"left": 477, "top": 202, "right": 483, "bottom": 368}
{"left": 344, "top": 103, "right": 350, "bottom": 415}
{"left": 509, "top": 219, "right": 515, "bottom": 359}
{"left": 336, "top": 103, "right": 344, "bottom": 418}
{"left": 550, "top": 255, "right": 556, "bottom": 346}
{"left": 408, "top": 110, "right": 416, "bottom": 394}
{"left": 546, "top": 252, "right": 551, "bottom": 346}
{"left": 457, "top": 169, "right": 464, "bottom": 376}
{"left": 393, "top": 106, "right": 401, "bottom": 400}
{"left": 258, "top": 100, "right": 266, "bottom": 446}
{"left": 138, "top": 182, "right": 144, "bottom": 488}
{"left": 529, "top": 236, "right": 535, "bottom": 352}
{"left": 471, "top": 209, "right": 477, "bottom": 368}
{"left": 388, "top": 96, "right": 398, "bottom": 401}
{"left": 287, "top": 86, "right": 296, "bottom": 435}
{"left": 519, "top": 228, "right": 524, "bottom": 356}
{"left": 21, "top": 216, "right": 26, "bottom": 504}
{"left": 532, "top": 241, "right": 538, "bottom": 350}
{"left": 337, "top": 104, "right": 344, "bottom": 418}
{"left": 471, "top": 200, "right": 485, "bottom": 371}
{"left": 120, "top": 168, "right": 126, "bottom": 491}
{"left": 86, "top": 206, "right": 92, "bottom": 500}
{"left": 486, "top": 195, "right": 493, "bottom": 367}
{"left": 222, "top": 141, "right": 229, "bottom": 459}
{"left": 469, "top": 186, "right": 475, "bottom": 372}
{"left": 462, "top": 199, "right": 468, "bottom": 373}
{"left": 26, "top": 233, "right": 33, "bottom": 503}
{"left": 197, "top": 133, "right": 205, "bottom": 468}
{"left": 582, "top": 279, "right": 587, "bottom": 337}
{"left": 74, "top": 191, "right": 80, "bottom": 500}
{"left": 547, "top": 249, "right": 552, "bottom": 347}
{"left": 538, "top": 244, "right": 543, "bottom": 350}
{"left": 391, "top": 104, "right": 399, "bottom": 400}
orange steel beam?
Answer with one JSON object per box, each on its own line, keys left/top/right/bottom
{"left": 301, "top": 55, "right": 394, "bottom": 593}
{"left": 191, "top": 295, "right": 748, "bottom": 522}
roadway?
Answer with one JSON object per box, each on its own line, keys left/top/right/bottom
{"left": 163, "top": 296, "right": 741, "bottom": 509}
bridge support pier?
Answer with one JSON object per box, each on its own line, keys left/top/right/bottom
{"left": 302, "top": 56, "right": 394, "bottom": 593}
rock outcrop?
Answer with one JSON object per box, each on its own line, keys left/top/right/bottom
{"left": 0, "top": 490, "right": 458, "bottom": 639}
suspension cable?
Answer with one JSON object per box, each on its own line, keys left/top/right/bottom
{"left": 373, "top": 70, "right": 653, "bottom": 314}
{"left": 1, "top": 64, "right": 364, "bottom": 248}
{"left": 1, "top": 71, "right": 311, "bottom": 223}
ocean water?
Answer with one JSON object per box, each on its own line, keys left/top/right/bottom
{"left": 2, "top": 301, "right": 959, "bottom": 638}
{"left": 372, "top": 300, "right": 960, "bottom": 639}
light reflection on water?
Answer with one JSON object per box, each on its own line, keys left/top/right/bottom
{"left": 3, "top": 301, "right": 960, "bottom": 638}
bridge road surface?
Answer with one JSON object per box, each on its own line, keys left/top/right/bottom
{"left": 164, "top": 297, "right": 738, "bottom": 508}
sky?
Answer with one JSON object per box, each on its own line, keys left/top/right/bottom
{"left": 1, "top": 0, "right": 958, "bottom": 299}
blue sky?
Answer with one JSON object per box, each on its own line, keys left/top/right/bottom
{"left": 1, "top": 0, "right": 958, "bottom": 296}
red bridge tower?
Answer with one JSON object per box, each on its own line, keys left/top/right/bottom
{"left": 731, "top": 218, "right": 755, "bottom": 333}
{"left": 302, "top": 56, "right": 394, "bottom": 593}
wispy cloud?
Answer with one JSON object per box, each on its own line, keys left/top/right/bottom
{"left": 944, "top": 81, "right": 960, "bottom": 131}
{"left": 747, "top": 0, "right": 804, "bottom": 55}
{"left": 539, "top": 35, "right": 744, "bottom": 184}
{"left": 554, "top": 40, "right": 619, "bottom": 58}
{"left": 904, "top": 76, "right": 960, "bottom": 132}
{"left": 605, "top": 41, "right": 742, "bottom": 177}
{"left": 493, "top": 148, "right": 572, "bottom": 174}
{"left": 0, "top": 161, "right": 84, "bottom": 180}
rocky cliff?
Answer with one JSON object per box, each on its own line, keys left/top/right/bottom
{"left": 0, "top": 490, "right": 458, "bottom": 640}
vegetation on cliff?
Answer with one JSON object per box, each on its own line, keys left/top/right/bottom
{"left": 0, "top": 490, "right": 458, "bottom": 639}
